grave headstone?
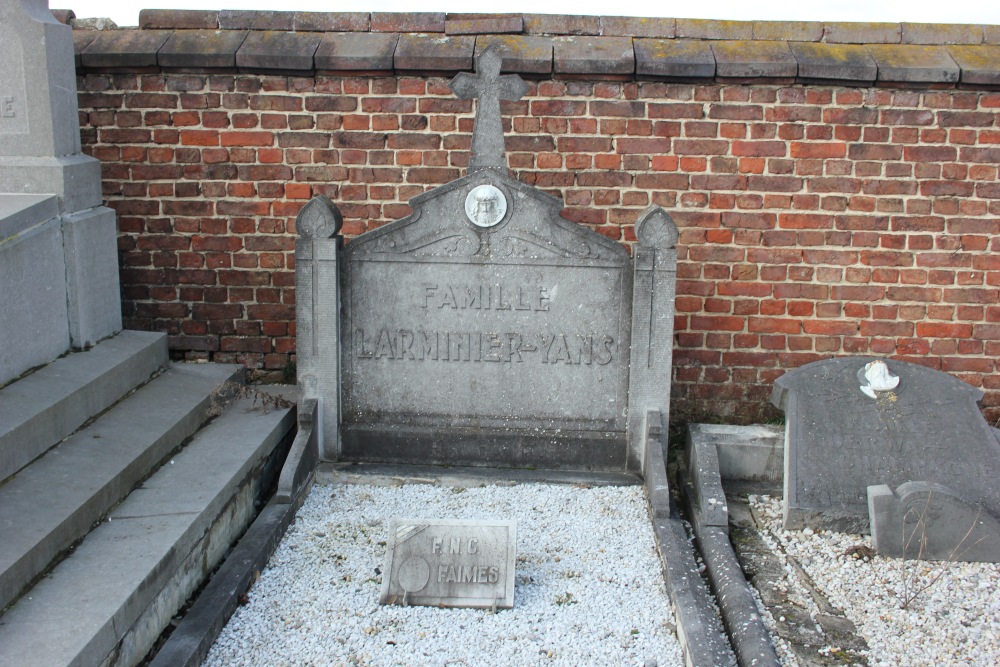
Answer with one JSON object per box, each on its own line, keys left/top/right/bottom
{"left": 0, "top": 0, "right": 121, "bottom": 384}
{"left": 379, "top": 519, "right": 517, "bottom": 609}
{"left": 771, "top": 358, "right": 1000, "bottom": 537}
{"left": 295, "top": 49, "right": 679, "bottom": 473}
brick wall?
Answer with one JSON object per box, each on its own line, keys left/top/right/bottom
{"left": 76, "top": 69, "right": 1000, "bottom": 425}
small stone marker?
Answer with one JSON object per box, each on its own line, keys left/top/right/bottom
{"left": 868, "top": 481, "right": 1000, "bottom": 562}
{"left": 379, "top": 519, "right": 517, "bottom": 609}
{"left": 771, "top": 357, "right": 1000, "bottom": 536}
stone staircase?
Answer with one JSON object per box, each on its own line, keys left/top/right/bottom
{"left": 0, "top": 331, "right": 297, "bottom": 667}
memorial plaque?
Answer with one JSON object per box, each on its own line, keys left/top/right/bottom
{"left": 379, "top": 519, "right": 517, "bottom": 609}
{"left": 772, "top": 357, "right": 1000, "bottom": 533}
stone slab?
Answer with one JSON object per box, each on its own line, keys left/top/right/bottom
{"left": 0, "top": 392, "right": 294, "bottom": 667}
{"left": 902, "top": 22, "right": 983, "bottom": 45}
{"left": 0, "top": 215, "right": 69, "bottom": 387}
{"left": 600, "top": 16, "right": 675, "bottom": 39}
{"left": 158, "top": 30, "right": 249, "bottom": 69}
{"left": 869, "top": 481, "right": 1000, "bottom": 562}
{"left": 379, "top": 518, "right": 517, "bottom": 609}
{"left": 0, "top": 153, "right": 103, "bottom": 214}
{"left": 635, "top": 39, "right": 716, "bottom": 80}
{"left": 0, "top": 330, "right": 167, "bottom": 481}
{"left": 235, "top": 30, "right": 321, "bottom": 72}
{"left": 219, "top": 9, "right": 291, "bottom": 31}
{"left": 314, "top": 32, "right": 398, "bottom": 73}
{"left": 676, "top": 18, "right": 752, "bottom": 40}
{"left": 61, "top": 205, "right": 123, "bottom": 347}
{"left": 868, "top": 44, "right": 961, "bottom": 83}
{"left": 371, "top": 12, "right": 445, "bottom": 33}
{"left": 824, "top": 22, "right": 901, "bottom": 44}
{"left": 948, "top": 45, "right": 1000, "bottom": 86}
{"left": 445, "top": 16, "right": 523, "bottom": 36}
{"left": 553, "top": 36, "right": 634, "bottom": 76}
{"left": 394, "top": 34, "right": 475, "bottom": 72}
{"left": 0, "top": 362, "right": 242, "bottom": 612}
{"left": 712, "top": 40, "right": 797, "bottom": 80}
{"left": 475, "top": 35, "right": 554, "bottom": 75}
{"left": 753, "top": 20, "right": 824, "bottom": 42}
{"left": 139, "top": 8, "right": 219, "bottom": 30}
{"left": 772, "top": 357, "right": 1000, "bottom": 533}
{"left": 789, "top": 42, "right": 877, "bottom": 83}
{"left": 523, "top": 13, "right": 600, "bottom": 36}
{"left": 80, "top": 29, "right": 172, "bottom": 69}
{"left": 0, "top": 192, "right": 57, "bottom": 240}
{"left": 294, "top": 11, "right": 370, "bottom": 32}
{"left": 318, "top": 462, "right": 641, "bottom": 488}
{"left": 688, "top": 423, "right": 784, "bottom": 487}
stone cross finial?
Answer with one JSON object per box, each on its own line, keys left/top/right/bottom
{"left": 449, "top": 48, "right": 528, "bottom": 173}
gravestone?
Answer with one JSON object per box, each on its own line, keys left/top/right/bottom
{"left": 0, "top": 0, "right": 121, "bottom": 384}
{"left": 295, "top": 49, "right": 679, "bottom": 473}
{"left": 379, "top": 519, "right": 517, "bottom": 609}
{"left": 771, "top": 358, "right": 1000, "bottom": 539}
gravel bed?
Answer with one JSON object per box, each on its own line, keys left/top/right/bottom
{"left": 750, "top": 495, "right": 1000, "bottom": 667}
{"left": 205, "top": 482, "right": 683, "bottom": 667}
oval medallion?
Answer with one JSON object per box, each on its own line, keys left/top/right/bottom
{"left": 464, "top": 184, "right": 508, "bottom": 228}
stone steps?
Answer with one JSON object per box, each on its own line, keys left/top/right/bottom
{"left": 0, "top": 390, "right": 296, "bottom": 667}
{"left": 0, "top": 361, "right": 242, "bottom": 613}
{"left": 0, "top": 330, "right": 168, "bottom": 482}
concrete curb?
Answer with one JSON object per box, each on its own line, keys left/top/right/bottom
{"left": 683, "top": 427, "right": 780, "bottom": 667}
{"left": 147, "top": 495, "right": 306, "bottom": 667}
{"left": 643, "top": 410, "right": 737, "bottom": 667}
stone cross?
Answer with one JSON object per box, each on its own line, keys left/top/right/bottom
{"left": 449, "top": 49, "right": 528, "bottom": 173}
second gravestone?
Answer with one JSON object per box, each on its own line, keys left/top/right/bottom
{"left": 772, "top": 357, "right": 1000, "bottom": 561}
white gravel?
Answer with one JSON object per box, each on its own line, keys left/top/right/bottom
{"left": 204, "top": 482, "right": 683, "bottom": 667}
{"left": 750, "top": 495, "right": 1000, "bottom": 667}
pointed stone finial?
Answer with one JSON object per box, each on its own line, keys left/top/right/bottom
{"left": 448, "top": 48, "right": 529, "bottom": 173}
{"left": 635, "top": 206, "right": 678, "bottom": 250}
{"left": 296, "top": 196, "right": 342, "bottom": 239}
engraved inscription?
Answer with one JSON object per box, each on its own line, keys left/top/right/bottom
{"left": 380, "top": 519, "right": 516, "bottom": 609}
{"left": 422, "top": 283, "right": 550, "bottom": 311}
{"left": 356, "top": 328, "right": 615, "bottom": 365}
{"left": 0, "top": 39, "right": 30, "bottom": 134}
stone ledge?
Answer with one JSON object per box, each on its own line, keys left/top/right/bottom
{"left": 61, "top": 13, "right": 1000, "bottom": 88}
{"left": 64, "top": 10, "right": 1000, "bottom": 46}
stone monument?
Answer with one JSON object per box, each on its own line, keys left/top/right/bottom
{"left": 295, "top": 49, "right": 679, "bottom": 473}
{"left": 0, "top": 0, "right": 121, "bottom": 384}
{"left": 771, "top": 357, "right": 1000, "bottom": 562}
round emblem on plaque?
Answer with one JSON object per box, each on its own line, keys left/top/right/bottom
{"left": 464, "top": 184, "right": 508, "bottom": 228}
{"left": 397, "top": 556, "right": 431, "bottom": 593}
